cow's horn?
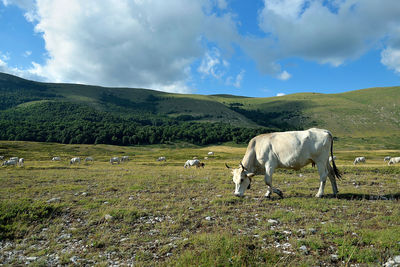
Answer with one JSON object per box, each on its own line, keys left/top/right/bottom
{"left": 225, "top": 163, "right": 231, "bottom": 169}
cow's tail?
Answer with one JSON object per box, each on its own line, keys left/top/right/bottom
{"left": 328, "top": 132, "right": 342, "bottom": 180}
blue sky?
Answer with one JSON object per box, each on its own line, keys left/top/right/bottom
{"left": 0, "top": 0, "right": 399, "bottom": 97}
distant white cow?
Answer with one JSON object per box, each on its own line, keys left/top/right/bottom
{"left": 388, "top": 157, "right": 400, "bottom": 166}
{"left": 184, "top": 159, "right": 205, "bottom": 168}
{"left": 204, "top": 157, "right": 209, "bottom": 160}
{"left": 384, "top": 156, "right": 391, "bottom": 162}
{"left": 121, "top": 156, "right": 130, "bottom": 162}
{"left": 208, "top": 152, "right": 214, "bottom": 156}
{"left": 2, "top": 159, "right": 17, "bottom": 166}
{"left": 157, "top": 156, "right": 166, "bottom": 162}
{"left": 353, "top": 157, "right": 366, "bottom": 165}
{"left": 110, "top": 157, "right": 121, "bottom": 164}
{"left": 85, "top": 157, "right": 94, "bottom": 162}
{"left": 52, "top": 156, "right": 61, "bottom": 161}
{"left": 70, "top": 157, "right": 81, "bottom": 165}
{"left": 226, "top": 128, "right": 341, "bottom": 198}
{"left": 18, "top": 158, "right": 24, "bottom": 167}
{"left": 10, "top": 157, "right": 18, "bottom": 161}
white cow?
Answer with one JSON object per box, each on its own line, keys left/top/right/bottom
{"left": 208, "top": 152, "right": 214, "bottom": 156}
{"left": 157, "top": 156, "right": 166, "bottom": 162}
{"left": 388, "top": 157, "right": 400, "bottom": 165}
{"left": 121, "top": 156, "right": 130, "bottom": 162}
{"left": 353, "top": 157, "right": 366, "bottom": 165}
{"left": 226, "top": 128, "right": 341, "bottom": 198}
{"left": 70, "top": 157, "right": 81, "bottom": 165}
{"left": 110, "top": 157, "right": 121, "bottom": 164}
{"left": 18, "top": 158, "right": 24, "bottom": 167}
{"left": 52, "top": 156, "right": 61, "bottom": 161}
{"left": 85, "top": 157, "right": 94, "bottom": 162}
{"left": 184, "top": 159, "right": 205, "bottom": 168}
{"left": 2, "top": 159, "right": 17, "bottom": 166}
{"left": 384, "top": 156, "right": 391, "bottom": 162}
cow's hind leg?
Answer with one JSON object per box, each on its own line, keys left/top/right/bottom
{"left": 327, "top": 163, "right": 338, "bottom": 196}
{"left": 264, "top": 163, "right": 282, "bottom": 198}
{"left": 315, "top": 162, "right": 329, "bottom": 198}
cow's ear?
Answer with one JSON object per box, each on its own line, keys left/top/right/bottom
{"left": 246, "top": 173, "right": 255, "bottom": 178}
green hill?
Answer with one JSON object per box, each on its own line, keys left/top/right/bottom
{"left": 0, "top": 72, "right": 399, "bottom": 148}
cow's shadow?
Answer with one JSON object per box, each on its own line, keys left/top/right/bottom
{"left": 259, "top": 193, "right": 400, "bottom": 201}
{"left": 336, "top": 192, "right": 400, "bottom": 201}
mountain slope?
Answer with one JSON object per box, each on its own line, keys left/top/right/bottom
{"left": 1, "top": 72, "right": 399, "bottom": 148}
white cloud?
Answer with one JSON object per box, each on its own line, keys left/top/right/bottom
{"left": 23, "top": 50, "right": 32, "bottom": 57}
{"left": 198, "top": 48, "right": 226, "bottom": 79}
{"left": 5, "top": 0, "right": 209, "bottom": 93}
{"left": 216, "top": 0, "right": 227, "bottom": 10}
{"left": 226, "top": 69, "right": 245, "bottom": 88}
{"left": 277, "top": 70, "right": 291, "bottom": 81}
{"left": 276, "top": 93, "right": 285, "bottom": 96}
{"left": 381, "top": 47, "right": 400, "bottom": 74}
{"left": 259, "top": 0, "right": 400, "bottom": 68}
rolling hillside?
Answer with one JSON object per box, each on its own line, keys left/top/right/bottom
{"left": 0, "top": 72, "right": 399, "bottom": 148}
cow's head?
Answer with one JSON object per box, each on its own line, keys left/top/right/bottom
{"left": 226, "top": 162, "right": 255, "bottom": 197}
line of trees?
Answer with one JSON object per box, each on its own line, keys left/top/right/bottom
{"left": 0, "top": 101, "right": 273, "bottom": 146}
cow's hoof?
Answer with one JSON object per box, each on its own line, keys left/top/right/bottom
{"left": 275, "top": 189, "right": 283, "bottom": 199}
{"left": 315, "top": 193, "right": 323, "bottom": 198}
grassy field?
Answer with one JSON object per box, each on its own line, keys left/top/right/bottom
{"left": 1, "top": 141, "right": 400, "bottom": 266}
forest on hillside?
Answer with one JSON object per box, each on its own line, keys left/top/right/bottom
{"left": 0, "top": 101, "right": 274, "bottom": 145}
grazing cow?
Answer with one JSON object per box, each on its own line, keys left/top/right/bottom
{"left": 110, "top": 157, "right": 121, "bottom": 164}
{"left": 384, "top": 156, "right": 391, "bottom": 162}
{"left": 204, "top": 156, "right": 209, "bottom": 160}
{"left": 52, "top": 156, "right": 61, "bottom": 161}
{"left": 353, "top": 157, "right": 366, "bottom": 165}
{"left": 226, "top": 128, "right": 341, "bottom": 198}
{"left": 184, "top": 159, "right": 204, "bottom": 168}
{"left": 18, "top": 158, "right": 24, "bottom": 167}
{"left": 70, "top": 157, "right": 81, "bottom": 165}
{"left": 208, "top": 152, "right": 214, "bottom": 156}
{"left": 121, "top": 156, "right": 130, "bottom": 162}
{"left": 85, "top": 157, "right": 94, "bottom": 162}
{"left": 2, "top": 159, "right": 17, "bottom": 166}
{"left": 157, "top": 156, "right": 166, "bottom": 162}
{"left": 388, "top": 157, "right": 400, "bottom": 165}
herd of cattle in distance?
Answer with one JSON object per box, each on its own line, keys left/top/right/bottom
{"left": 0, "top": 152, "right": 215, "bottom": 168}
{"left": 1, "top": 146, "right": 400, "bottom": 170}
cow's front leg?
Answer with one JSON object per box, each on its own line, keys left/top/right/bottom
{"left": 264, "top": 177, "right": 283, "bottom": 198}
{"left": 264, "top": 164, "right": 282, "bottom": 198}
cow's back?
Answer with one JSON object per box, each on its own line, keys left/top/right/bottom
{"left": 250, "top": 128, "right": 331, "bottom": 170}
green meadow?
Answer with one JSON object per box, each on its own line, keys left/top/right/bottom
{"left": 1, "top": 141, "right": 399, "bottom": 266}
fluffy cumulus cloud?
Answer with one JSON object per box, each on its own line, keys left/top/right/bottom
{"left": 31, "top": 0, "right": 209, "bottom": 93}
{"left": 258, "top": 0, "right": 400, "bottom": 69}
